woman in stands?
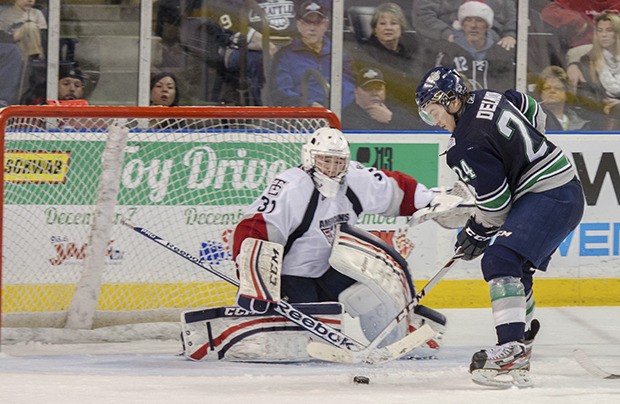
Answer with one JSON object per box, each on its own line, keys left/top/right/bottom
{"left": 349, "top": 2, "right": 428, "bottom": 128}
{"left": 149, "top": 71, "right": 181, "bottom": 129}
{"left": 567, "top": 13, "right": 620, "bottom": 130}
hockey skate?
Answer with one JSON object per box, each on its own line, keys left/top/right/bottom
{"left": 469, "top": 341, "right": 533, "bottom": 388}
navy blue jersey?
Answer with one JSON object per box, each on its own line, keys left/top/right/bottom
{"left": 446, "top": 90, "right": 576, "bottom": 228}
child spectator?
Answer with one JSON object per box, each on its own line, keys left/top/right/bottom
{"left": 0, "top": 0, "right": 47, "bottom": 59}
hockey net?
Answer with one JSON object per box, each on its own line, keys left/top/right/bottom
{"left": 0, "top": 105, "right": 339, "bottom": 343}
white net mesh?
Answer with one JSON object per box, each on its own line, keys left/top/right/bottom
{"left": 1, "top": 106, "right": 338, "bottom": 339}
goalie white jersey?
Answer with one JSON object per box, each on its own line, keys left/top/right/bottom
{"left": 232, "top": 161, "right": 430, "bottom": 278}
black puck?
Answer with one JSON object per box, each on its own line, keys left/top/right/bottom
{"left": 353, "top": 375, "right": 370, "bottom": 384}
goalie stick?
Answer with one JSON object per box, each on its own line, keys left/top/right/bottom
{"left": 121, "top": 218, "right": 432, "bottom": 361}
{"left": 307, "top": 249, "right": 464, "bottom": 364}
{"left": 574, "top": 349, "right": 620, "bottom": 379}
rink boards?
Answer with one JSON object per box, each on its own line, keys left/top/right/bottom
{"left": 2, "top": 132, "right": 620, "bottom": 312}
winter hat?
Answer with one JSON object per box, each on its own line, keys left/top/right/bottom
{"left": 454, "top": 0, "right": 494, "bottom": 30}
{"left": 59, "top": 63, "right": 85, "bottom": 83}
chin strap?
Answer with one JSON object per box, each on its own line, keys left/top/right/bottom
{"left": 311, "top": 168, "right": 345, "bottom": 198}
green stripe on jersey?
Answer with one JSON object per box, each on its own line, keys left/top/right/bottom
{"left": 516, "top": 154, "right": 572, "bottom": 195}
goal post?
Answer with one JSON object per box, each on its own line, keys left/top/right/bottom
{"left": 0, "top": 105, "right": 340, "bottom": 341}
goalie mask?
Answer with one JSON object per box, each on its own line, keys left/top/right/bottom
{"left": 302, "top": 127, "right": 350, "bottom": 198}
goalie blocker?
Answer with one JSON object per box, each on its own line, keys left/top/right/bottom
{"left": 182, "top": 224, "right": 445, "bottom": 362}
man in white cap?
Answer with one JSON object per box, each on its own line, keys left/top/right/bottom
{"left": 452, "top": 0, "right": 497, "bottom": 60}
{"left": 411, "top": 0, "right": 516, "bottom": 51}
{"left": 434, "top": 0, "right": 516, "bottom": 92}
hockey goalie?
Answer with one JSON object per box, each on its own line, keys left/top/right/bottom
{"left": 180, "top": 127, "right": 473, "bottom": 362}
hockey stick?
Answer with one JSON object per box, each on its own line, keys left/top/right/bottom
{"left": 307, "top": 249, "right": 464, "bottom": 364}
{"left": 122, "top": 218, "right": 434, "bottom": 359}
{"left": 120, "top": 218, "right": 366, "bottom": 351}
{"left": 574, "top": 349, "right": 620, "bottom": 379}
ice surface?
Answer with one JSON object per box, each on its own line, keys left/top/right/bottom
{"left": 1, "top": 307, "right": 619, "bottom": 403}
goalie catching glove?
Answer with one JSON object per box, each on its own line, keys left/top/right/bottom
{"left": 235, "top": 238, "right": 283, "bottom": 314}
{"left": 455, "top": 217, "right": 499, "bottom": 260}
{"left": 410, "top": 181, "right": 475, "bottom": 229}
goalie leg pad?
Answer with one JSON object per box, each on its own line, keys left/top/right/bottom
{"left": 180, "top": 303, "right": 344, "bottom": 362}
{"left": 329, "top": 224, "right": 415, "bottom": 345}
{"left": 338, "top": 282, "right": 405, "bottom": 345}
{"left": 237, "top": 238, "right": 283, "bottom": 303}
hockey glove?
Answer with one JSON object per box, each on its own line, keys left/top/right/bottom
{"left": 456, "top": 217, "right": 498, "bottom": 260}
{"left": 235, "top": 294, "right": 272, "bottom": 315}
{"left": 409, "top": 181, "right": 475, "bottom": 229}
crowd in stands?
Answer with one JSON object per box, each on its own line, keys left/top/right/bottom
{"left": 3, "top": 0, "right": 620, "bottom": 132}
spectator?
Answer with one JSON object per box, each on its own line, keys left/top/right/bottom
{"left": 22, "top": 62, "right": 88, "bottom": 106}
{"left": 350, "top": 2, "right": 431, "bottom": 114}
{"left": 155, "top": 0, "right": 181, "bottom": 40}
{"left": 56, "top": 64, "right": 87, "bottom": 103}
{"left": 567, "top": 13, "right": 620, "bottom": 129}
{"left": 536, "top": 65, "right": 591, "bottom": 131}
{"left": 0, "top": 0, "right": 47, "bottom": 59}
{"left": 541, "top": 0, "right": 620, "bottom": 65}
{"left": 180, "top": 0, "right": 283, "bottom": 106}
{"left": 435, "top": 0, "right": 516, "bottom": 92}
{"left": 269, "top": 1, "right": 355, "bottom": 108}
{"left": 150, "top": 71, "right": 179, "bottom": 107}
{"left": 39, "top": 64, "right": 90, "bottom": 130}
{"left": 342, "top": 66, "right": 424, "bottom": 130}
{"left": 411, "top": 0, "right": 516, "bottom": 51}
{"left": 0, "top": 42, "right": 22, "bottom": 106}
{"left": 149, "top": 71, "right": 182, "bottom": 129}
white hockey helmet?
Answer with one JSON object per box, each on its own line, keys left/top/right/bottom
{"left": 301, "top": 127, "right": 350, "bottom": 198}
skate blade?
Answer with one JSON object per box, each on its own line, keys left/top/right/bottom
{"left": 471, "top": 369, "right": 533, "bottom": 389}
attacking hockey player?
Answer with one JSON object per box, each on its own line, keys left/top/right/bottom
{"left": 181, "top": 127, "right": 472, "bottom": 362}
{"left": 416, "top": 66, "right": 585, "bottom": 388}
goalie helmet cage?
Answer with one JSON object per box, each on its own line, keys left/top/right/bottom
{"left": 0, "top": 105, "right": 340, "bottom": 343}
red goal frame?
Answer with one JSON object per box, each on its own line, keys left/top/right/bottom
{"left": 0, "top": 105, "right": 341, "bottom": 333}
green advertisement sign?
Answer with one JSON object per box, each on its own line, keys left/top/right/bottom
{"left": 5, "top": 139, "right": 439, "bottom": 206}
{"left": 350, "top": 143, "right": 439, "bottom": 187}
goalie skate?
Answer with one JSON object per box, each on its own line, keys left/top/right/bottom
{"left": 470, "top": 341, "right": 533, "bottom": 389}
